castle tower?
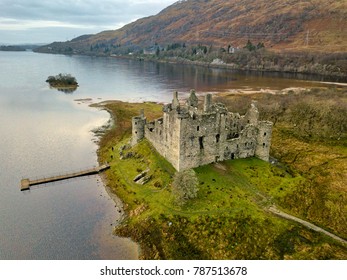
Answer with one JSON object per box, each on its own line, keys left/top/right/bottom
{"left": 245, "top": 101, "right": 259, "bottom": 126}
{"left": 186, "top": 89, "right": 198, "bottom": 107}
{"left": 131, "top": 110, "right": 146, "bottom": 146}
{"left": 172, "top": 91, "right": 180, "bottom": 110}
{"left": 203, "top": 94, "right": 212, "bottom": 112}
{"left": 255, "top": 121, "right": 273, "bottom": 161}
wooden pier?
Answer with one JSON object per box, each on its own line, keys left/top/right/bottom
{"left": 20, "top": 164, "right": 110, "bottom": 191}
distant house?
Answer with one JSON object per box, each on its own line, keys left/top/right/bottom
{"left": 228, "top": 45, "right": 239, "bottom": 54}
{"left": 143, "top": 47, "right": 157, "bottom": 55}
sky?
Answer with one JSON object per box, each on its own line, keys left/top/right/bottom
{"left": 0, "top": 0, "right": 177, "bottom": 44}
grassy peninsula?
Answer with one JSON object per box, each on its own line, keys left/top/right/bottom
{"left": 95, "top": 88, "right": 347, "bottom": 260}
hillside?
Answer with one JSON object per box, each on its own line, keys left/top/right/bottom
{"left": 36, "top": 0, "right": 347, "bottom": 54}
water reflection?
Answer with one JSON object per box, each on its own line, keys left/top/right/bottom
{"left": 49, "top": 86, "right": 78, "bottom": 94}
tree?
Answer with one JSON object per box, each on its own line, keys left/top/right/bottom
{"left": 257, "top": 42, "right": 265, "bottom": 49}
{"left": 46, "top": 73, "right": 78, "bottom": 87}
{"left": 172, "top": 169, "right": 199, "bottom": 206}
{"left": 245, "top": 40, "right": 256, "bottom": 51}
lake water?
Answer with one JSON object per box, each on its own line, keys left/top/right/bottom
{"left": 0, "top": 51, "right": 341, "bottom": 260}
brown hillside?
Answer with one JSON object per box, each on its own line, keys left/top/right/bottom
{"left": 39, "top": 0, "right": 347, "bottom": 53}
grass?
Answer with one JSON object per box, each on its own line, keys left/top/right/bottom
{"left": 271, "top": 127, "right": 347, "bottom": 238}
{"left": 95, "top": 100, "right": 347, "bottom": 259}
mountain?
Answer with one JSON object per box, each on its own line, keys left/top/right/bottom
{"left": 36, "top": 0, "right": 347, "bottom": 55}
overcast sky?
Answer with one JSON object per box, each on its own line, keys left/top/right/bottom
{"left": 0, "top": 0, "right": 177, "bottom": 44}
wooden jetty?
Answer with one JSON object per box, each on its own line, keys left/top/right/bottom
{"left": 20, "top": 164, "right": 110, "bottom": 191}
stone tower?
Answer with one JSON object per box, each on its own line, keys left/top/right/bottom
{"left": 131, "top": 109, "right": 146, "bottom": 146}
{"left": 245, "top": 101, "right": 259, "bottom": 126}
{"left": 203, "top": 94, "right": 212, "bottom": 112}
{"left": 172, "top": 91, "right": 180, "bottom": 110}
{"left": 255, "top": 121, "right": 272, "bottom": 161}
{"left": 187, "top": 89, "right": 199, "bottom": 107}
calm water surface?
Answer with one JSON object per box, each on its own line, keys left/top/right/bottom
{"left": 0, "top": 51, "right": 339, "bottom": 260}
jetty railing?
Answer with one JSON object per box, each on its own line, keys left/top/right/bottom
{"left": 20, "top": 164, "right": 110, "bottom": 191}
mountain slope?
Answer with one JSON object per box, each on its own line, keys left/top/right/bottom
{"left": 37, "top": 0, "right": 347, "bottom": 53}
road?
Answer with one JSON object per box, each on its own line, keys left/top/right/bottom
{"left": 268, "top": 206, "right": 347, "bottom": 246}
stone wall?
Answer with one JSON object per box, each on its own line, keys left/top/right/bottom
{"left": 144, "top": 110, "right": 182, "bottom": 170}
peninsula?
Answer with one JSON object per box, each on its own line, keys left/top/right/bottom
{"left": 95, "top": 87, "right": 347, "bottom": 260}
{"left": 0, "top": 45, "right": 25, "bottom": 52}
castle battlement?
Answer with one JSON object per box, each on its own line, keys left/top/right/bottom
{"left": 132, "top": 90, "right": 273, "bottom": 171}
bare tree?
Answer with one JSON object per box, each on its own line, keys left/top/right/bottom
{"left": 172, "top": 169, "right": 199, "bottom": 206}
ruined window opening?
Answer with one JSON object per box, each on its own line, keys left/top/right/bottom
{"left": 149, "top": 128, "right": 154, "bottom": 132}
{"left": 237, "top": 144, "right": 239, "bottom": 149}
{"left": 216, "top": 134, "right": 220, "bottom": 143}
{"left": 264, "top": 132, "right": 267, "bottom": 136}
{"left": 199, "top": 136, "right": 204, "bottom": 150}
{"left": 135, "top": 122, "right": 138, "bottom": 125}
{"left": 135, "top": 131, "right": 137, "bottom": 134}
{"left": 245, "top": 142, "right": 247, "bottom": 147}
{"left": 231, "top": 153, "right": 235, "bottom": 160}
{"left": 263, "top": 143, "right": 266, "bottom": 148}
{"left": 247, "top": 120, "right": 250, "bottom": 124}
{"left": 227, "top": 132, "right": 239, "bottom": 140}
{"left": 197, "top": 126, "right": 200, "bottom": 131}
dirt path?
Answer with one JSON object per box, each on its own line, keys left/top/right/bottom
{"left": 268, "top": 206, "right": 347, "bottom": 246}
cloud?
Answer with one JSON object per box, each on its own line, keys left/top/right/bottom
{"left": 0, "top": 0, "right": 176, "bottom": 27}
{"left": 0, "top": 0, "right": 177, "bottom": 43}
{"left": 0, "top": 18, "right": 98, "bottom": 31}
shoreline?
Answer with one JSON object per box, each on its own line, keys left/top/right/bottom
{"left": 34, "top": 49, "right": 347, "bottom": 80}
{"left": 110, "top": 54, "right": 347, "bottom": 80}
{"left": 90, "top": 100, "right": 166, "bottom": 259}
{"left": 90, "top": 102, "right": 141, "bottom": 259}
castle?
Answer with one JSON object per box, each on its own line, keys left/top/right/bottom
{"left": 132, "top": 90, "right": 272, "bottom": 171}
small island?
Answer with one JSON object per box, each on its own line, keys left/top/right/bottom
{"left": 46, "top": 73, "right": 78, "bottom": 93}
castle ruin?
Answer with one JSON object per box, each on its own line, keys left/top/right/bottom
{"left": 132, "top": 90, "right": 272, "bottom": 171}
